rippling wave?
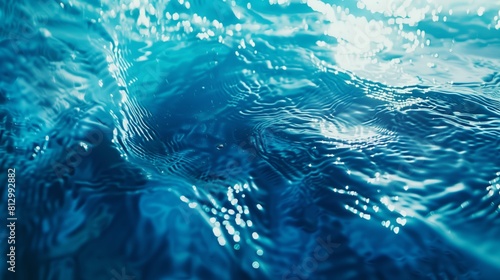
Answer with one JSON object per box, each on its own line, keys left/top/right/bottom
{"left": 1, "top": 0, "right": 500, "bottom": 279}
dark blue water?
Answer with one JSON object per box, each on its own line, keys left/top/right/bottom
{"left": 1, "top": 0, "right": 500, "bottom": 279}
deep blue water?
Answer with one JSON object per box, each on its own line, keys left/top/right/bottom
{"left": 1, "top": 0, "right": 500, "bottom": 279}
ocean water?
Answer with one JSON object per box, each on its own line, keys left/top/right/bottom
{"left": 1, "top": 0, "right": 500, "bottom": 279}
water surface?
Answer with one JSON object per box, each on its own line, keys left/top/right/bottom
{"left": 1, "top": 0, "right": 500, "bottom": 279}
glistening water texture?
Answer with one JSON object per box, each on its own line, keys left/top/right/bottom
{"left": 1, "top": 0, "right": 500, "bottom": 279}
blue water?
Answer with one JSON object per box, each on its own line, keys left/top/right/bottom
{"left": 1, "top": 0, "right": 500, "bottom": 279}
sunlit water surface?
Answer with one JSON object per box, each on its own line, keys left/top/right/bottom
{"left": 1, "top": 0, "right": 500, "bottom": 279}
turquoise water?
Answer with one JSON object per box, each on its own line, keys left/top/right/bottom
{"left": 1, "top": 0, "right": 500, "bottom": 279}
